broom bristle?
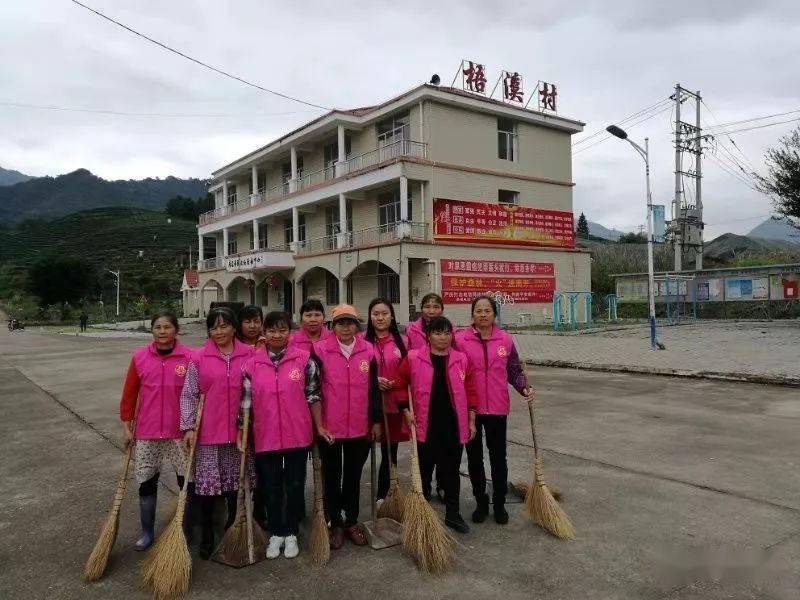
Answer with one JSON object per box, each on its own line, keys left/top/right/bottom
{"left": 401, "top": 490, "right": 453, "bottom": 575}
{"left": 377, "top": 479, "right": 406, "bottom": 522}
{"left": 140, "top": 516, "right": 191, "bottom": 599}
{"left": 213, "top": 514, "right": 249, "bottom": 566}
{"left": 513, "top": 479, "right": 562, "bottom": 502}
{"left": 309, "top": 508, "right": 330, "bottom": 566}
{"left": 83, "top": 510, "right": 120, "bottom": 581}
{"left": 524, "top": 459, "right": 574, "bottom": 540}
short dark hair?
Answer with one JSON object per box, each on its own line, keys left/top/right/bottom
{"left": 239, "top": 305, "right": 264, "bottom": 323}
{"left": 471, "top": 295, "right": 498, "bottom": 316}
{"left": 150, "top": 310, "right": 179, "bottom": 332}
{"left": 420, "top": 293, "right": 444, "bottom": 310}
{"left": 426, "top": 316, "right": 453, "bottom": 335}
{"left": 264, "top": 311, "right": 293, "bottom": 330}
{"left": 299, "top": 298, "right": 325, "bottom": 316}
{"left": 206, "top": 307, "right": 238, "bottom": 333}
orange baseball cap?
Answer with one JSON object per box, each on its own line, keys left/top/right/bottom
{"left": 331, "top": 304, "right": 359, "bottom": 323}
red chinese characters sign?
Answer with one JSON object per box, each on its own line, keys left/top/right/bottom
{"left": 440, "top": 259, "right": 556, "bottom": 304}
{"left": 433, "top": 198, "right": 574, "bottom": 248}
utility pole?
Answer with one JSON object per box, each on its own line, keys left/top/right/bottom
{"left": 106, "top": 269, "right": 120, "bottom": 317}
{"left": 673, "top": 83, "right": 682, "bottom": 272}
{"left": 695, "top": 89, "right": 703, "bottom": 270}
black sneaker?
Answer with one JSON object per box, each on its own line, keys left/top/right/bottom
{"left": 471, "top": 501, "right": 489, "bottom": 523}
{"left": 445, "top": 514, "right": 470, "bottom": 534}
{"left": 494, "top": 504, "right": 509, "bottom": 525}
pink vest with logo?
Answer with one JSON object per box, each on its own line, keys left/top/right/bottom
{"left": 407, "top": 348, "right": 472, "bottom": 444}
{"left": 405, "top": 318, "right": 427, "bottom": 350}
{"left": 289, "top": 327, "right": 332, "bottom": 354}
{"left": 455, "top": 326, "right": 514, "bottom": 416}
{"left": 192, "top": 338, "right": 253, "bottom": 445}
{"left": 371, "top": 334, "right": 409, "bottom": 414}
{"left": 132, "top": 342, "right": 192, "bottom": 440}
{"left": 244, "top": 347, "right": 313, "bottom": 453}
{"left": 314, "top": 335, "right": 374, "bottom": 440}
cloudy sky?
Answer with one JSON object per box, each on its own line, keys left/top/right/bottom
{"left": 2, "top": 0, "right": 799, "bottom": 238}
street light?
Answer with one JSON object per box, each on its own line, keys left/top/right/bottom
{"left": 106, "top": 269, "right": 120, "bottom": 317}
{"left": 605, "top": 124, "right": 660, "bottom": 350}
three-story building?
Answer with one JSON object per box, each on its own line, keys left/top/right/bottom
{"left": 195, "top": 82, "right": 590, "bottom": 325}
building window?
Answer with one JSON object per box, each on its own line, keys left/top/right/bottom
{"left": 377, "top": 111, "right": 410, "bottom": 146}
{"left": 226, "top": 184, "right": 237, "bottom": 205}
{"left": 258, "top": 223, "right": 269, "bottom": 249}
{"left": 325, "top": 271, "right": 339, "bottom": 305}
{"left": 346, "top": 278, "right": 353, "bottom": 304}
{"left": 498, "top": 118, "right": 517, "bottom": 161}
{"left": 325, "top": 204, "right": 353, "bottom": 249}
{"left": 324, "top": 137, "right": 351, "bottom": 179}
{"left": 284, "top": 215, "right": 306, "bottom": 247}
{"left": 499, "top": 189, "right": 519, "bottom": 205}
{"left": 227, "top": 236, "right": 238, "bottom": 256}
{"left": 281, "top": 157, "right": 304, "bottom": 186}
{"left": 378, "top": 190, "right": 412, "bottom": 228}
{"left": 377, "top": 263, "right": 400, "bottom": 304}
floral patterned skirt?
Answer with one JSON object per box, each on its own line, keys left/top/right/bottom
{"left": 193, "top": 443, "right": 256, "bottom": 496}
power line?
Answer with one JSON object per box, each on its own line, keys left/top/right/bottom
{"left": 70, "top": 0, "right": 330, "bottom": 111}
{"left": 0, "top": 100, "right": 318, "bottom": 119}
{"left": 573, "top": 103, "right": 672, "bottom": 156}
{"left": 703, "top": 107, "right": 800, "bottom": 131}
{"left": 572, "top": 97, "right": 671, "bottom": 147}
{"left": 708, "top": 116, "right": 800, "bottom": 136}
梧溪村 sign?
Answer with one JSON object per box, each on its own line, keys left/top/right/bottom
{"left": 440, "top": 259, "right": 554, "bottom": 276}
{"left": 440, "top": 259, "right": 555, "bottom": 304}
{"left": 433, "top": 198, "right": 574, "bottom": 248}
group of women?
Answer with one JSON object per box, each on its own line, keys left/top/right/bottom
{"left": 119, "top": 292, "right": 532, "bottom": 562}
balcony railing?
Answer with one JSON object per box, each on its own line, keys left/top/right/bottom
{"left": 295, "top": 221, "right": 430, "bottom": 256}
{"left": 199, "top": 138, "right": 428, "bottom": 225}
{"left": 198, "top": 257, "right": 224, "bottom": 271}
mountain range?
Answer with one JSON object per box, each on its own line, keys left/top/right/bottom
{"left": 747, "top": 216, "right": 800, "bottom": 244}
{"left": 0, "top": 166, "right": 34, "bottom": 186}
{"left": 0, "top": 168, "right": 208, "bottom": 223}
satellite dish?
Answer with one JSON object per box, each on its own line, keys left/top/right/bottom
{"left": 429, "top": 74, "right": 441, "bottom": 85}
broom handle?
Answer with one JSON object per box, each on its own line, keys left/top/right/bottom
{"left": 239, "top": 408, "right": 255, "bottom": 563}
{"left": 370, "top": 441, "right": 377, "bottom": 525}
{"left": 405, "top": 398, "right": 424, "bottom": 494}
{"left": 176, "top": 394, "right": 205, "bottom": 521}
{"left": 381, "top": 393, "right": 397, "bottom": 479}
{"left": 522, "top": 366, "right": 539, "bottom": 460}
{"left": 109, "top": 444, "right": 134, "bottom": 514}
{"left": 311, "top": 443, "right": 324, "bottom": 513}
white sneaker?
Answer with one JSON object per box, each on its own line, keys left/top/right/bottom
{"left": 266, "top": 535, "right": 284, "bottom": 559}
{"left": 283, "top": 535, "right": 299, "bottom": 559}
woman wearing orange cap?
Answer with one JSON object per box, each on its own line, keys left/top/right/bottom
{"left": 313, "top": 304, "right": 382, "bottom": 549}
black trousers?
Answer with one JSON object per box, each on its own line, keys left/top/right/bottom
{"left": 321, "top": 438, "right": 370, "bottom": 527}
{"left": 419, "top": 437, "right": 463, "bottom": 517}
{"left": 254, "top": 447, "right": 308, "bottom": 536}
{"left": 466, "top": 414, "right": 508, "bottom": 504}
{"left": 377, "top": 441, "right": 398, "bottom": 500}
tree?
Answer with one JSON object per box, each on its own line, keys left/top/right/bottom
{"left": 576, "top": 212, "right": 590, "bottom": 238}
{"left": 756, "top": 126, "right": 800, "bottom": 219}
{"left": 165, "top": 195, "right": 196, "bottom": 220}
{"left": 26, "top": 255, "right": 97, "bottom": 306}
{"left": 617, "top": 232, "right": 647, "bottom": 244}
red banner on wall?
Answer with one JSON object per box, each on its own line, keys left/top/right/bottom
{"left": 441, "top": 259, "right": 554, "bottom": 276}
{"left": 441, "top": 275, "right": 555, "bottom": 304}
{"left": 433, "top": 198, "right": 574, "bottom": 248}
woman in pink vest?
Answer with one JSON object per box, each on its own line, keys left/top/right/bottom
{"left": 397, "top": 316, "right": 477, "bottom": 533}
{"left": 289, "top": 298, "right": 332, "bottom": 353}
{"left": 405, "top": 292, "right": 444, "bottom": 350}
{"left": 363, "top": 297, "right": 409, "bottom": 500}
{"left": 239, "top": 311, "right": 323, "bottom": 560}
{"left": 180, "top": 307, "right": 254, "bottom": 559}
{"left": 119, "top": 310, "right": 192, "bottom": 551}
{"left": 456, "top": 295, "right": 532, "bottom": 526}
{"left": 314, "top": 304, "right": 382, "bottom": 549}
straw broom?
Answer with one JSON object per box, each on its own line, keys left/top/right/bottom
{"left": 140, "top": 395, "right": 205, "bottom": 599}
{"left": 377, "top": 394, "right": 405, "bottom": 522}
{"left": 522, "top": 371, "right": 574, "bottom": 540}
{"left": 309, "top": 443, "right": 330, "bottom": 566}
{"left": 83, "top": 442, "right": 134, "bottom": 581}
{"left": 212, "top": 407, "right": 267, "bottom": 567}
{"left": 401, "top": 401, "right": 452, "bottom": 575}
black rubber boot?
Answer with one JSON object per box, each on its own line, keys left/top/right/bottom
{"left": 135, "top": 494, "right": 157, "bottom": 551}
{"left": 183, "top": 482, "right": 196, "bottom": 544}
{"left": 471, "top": 493, "right": 490, "bottom": 523}
{"left": 223, "top": 491, "right": 238, "bottom": 530}
{"left": 445, "top": 513, "right": 470, "bottom": 534}
{"left": 493, "top": 502, "right": 509, "bottom": 525}
{"left": 198, "top": 496, "right": 215, "bottom": 560}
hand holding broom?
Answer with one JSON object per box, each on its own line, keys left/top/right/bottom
{"left": 522, "top": 367, "right": 574, "bottom": 540}
{"left": 141, "top": 394, "right": 205, "bottom": 599}
{"left": 401, "top": 399, "right": 453, "bottom": 575}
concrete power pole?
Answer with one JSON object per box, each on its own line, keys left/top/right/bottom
{"left": 673, "top": 84, "right": 683, "bottom": 272}
{"left": 695, "top": 90, "right": 703, "bottom": 270}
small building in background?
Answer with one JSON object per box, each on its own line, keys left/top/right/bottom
{"left": 180, "top": 269, "right": 199, "bottom": 317}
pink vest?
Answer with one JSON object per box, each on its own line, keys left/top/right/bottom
{"left": 289, "top": 327, "right": 332, "bottom": 354}
{"left": 455, "top": 326, "right": 514, "bottom": 415}
{"left": 405, "top": 318, "right": 427, "bottom": 350}
{"left": 370, "top": 334, "right": 408, "bottom": 414}
{"left": 314, "top": 335, "right": 374, "bottom": 440}
{"left": 407, "top": 348, "right": 471, "bottom": 444}
{"left": 132, "top": 342, "right": 193, "bottom": 440}
{"left": 244, "top": 347, "right": 313, "bottom": 453}
{"left": 192, "top": 338, "right": 253, "bottom": 445}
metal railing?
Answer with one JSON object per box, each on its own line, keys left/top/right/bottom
{"left": 198, "top": 257, "right": 224, "bottom": 271}
{"left": 198, "top": 138, "right": 428, "bottom": 225}
{"left": 295, "top": 221, "right": 429, "bottom": 256}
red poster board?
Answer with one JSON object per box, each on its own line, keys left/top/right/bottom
{"left": 440, "top": 257, "right": 556, "bottom": 303}
{"left": 433, "top": 198, "right": 574, "bottom": 248}
{"left": 441, "top": 259, "right": 554, "bottom": 276}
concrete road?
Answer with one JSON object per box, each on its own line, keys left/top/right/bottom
{"left": 1, "top": 327, "right": 799, "bottom": 599}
